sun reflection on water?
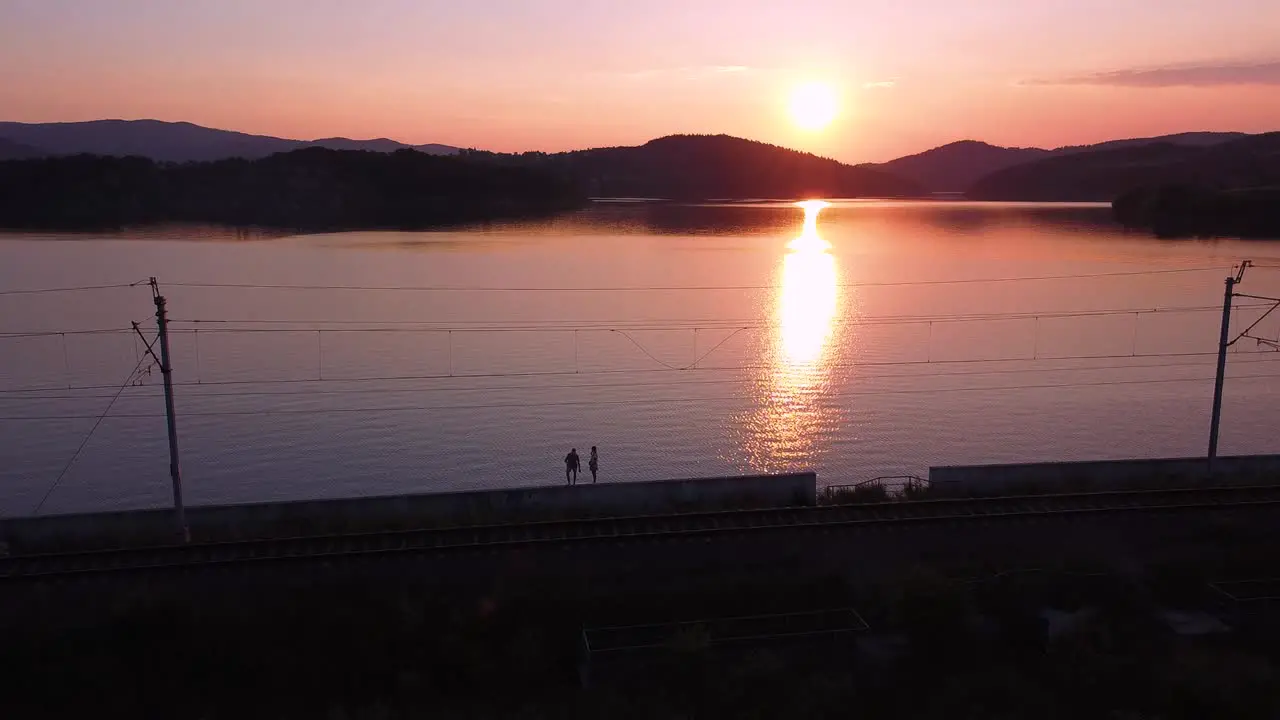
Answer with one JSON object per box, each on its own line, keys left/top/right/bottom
{"left": 733, "top": 200, "right": 844, "bottom": 472}
{"left": 780, "top": 201, "right": 837, "bottom": 366}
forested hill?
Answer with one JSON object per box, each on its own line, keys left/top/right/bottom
{"left": 864, "top": 140, "right": 1050, "bottom": 194}
{"left": 0, "top": 148, "right": 585, "bottom": 231}
{"left": 869, "top": 133, "right": 1248, "bottom": 194}
{"left": 463, "top": 134, "right": 922, "bottom": 200}
{"left": 967, "top": 132, "right": 1280, "bottom": 201}
{"left": 0, "top": 137, "right": 45, "bottom": 160}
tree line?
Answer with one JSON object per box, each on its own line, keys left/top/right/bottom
{"left": 0, "top": 148, "right": 586, "bottom": 231}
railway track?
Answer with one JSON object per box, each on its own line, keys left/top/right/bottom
{"left": 4, "top": 484, "right": 1279, "bottom": 581}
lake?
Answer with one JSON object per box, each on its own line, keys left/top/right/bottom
{"left": 2, "top": 200, "right": 1280, "bottom": 516}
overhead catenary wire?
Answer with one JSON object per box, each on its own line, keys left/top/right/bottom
{"left": 4, "top": 346, "right": 1280, "bottom": 397}
{"left": 0, "top": 280, "right": 149, "bottom": 296}
{"left": 163, "top": 302, "right": 1275, "bottom": 334}
{"left": 160, "top": 266, "right": 1230, "bottom": 293}
{"left": 0, "top": 328, "right": 136, "bottom": 339}
{"left": 6, "top": 288, "right": 1269, "bottom": 340}
{"left": 5, "top": 286, "right": 1278, "bottom": 397}
{"left": 7, "top": 302, "right": 1260, "bottom": 341}
{"left": 29, "top": 349, "right": 154, "bottom": 513}
{"left": 6, "top": 354, "right": 1280, "bottom": 402}
{"left": 155, "top": 302, "right": 1280, "bottom": 377}
{"left": 6, "top": 265, "right": 1275, "bottom": 503}
{"left": 5, "top": 371, "right": 1280, "bottom": 422}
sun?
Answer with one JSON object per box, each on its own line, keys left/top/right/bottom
{"left": 788, "top": 82, "right": 839, "bottom": 131}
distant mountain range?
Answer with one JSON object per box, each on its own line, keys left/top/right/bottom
{"left": 0, "top": 136, "right": 46, "bottom": 160}
{"left": 1053, "top": 131, "right": 1247, "bottom": 155}
{"left": 0, "top": 120, "right": 458, "bottom": 163}
{"left": 862, "top": 132, "right": 1250, "bottom": 194}
{"left": 968, "top": 132, "right": 1280, "bottom": 202}
{"left": 0, "top": 119, "right": 1275, "bottom": 205}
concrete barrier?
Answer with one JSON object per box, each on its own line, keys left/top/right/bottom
{"left": 0, "top": 472, "right": 816, "bottom": 552}
{"left": 928, "top": 455, "right": 1280, "bottom": 496}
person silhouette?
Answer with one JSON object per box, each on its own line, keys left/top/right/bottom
{"left": 588, "top": 446, "right": 599, "bottom": 483}
{"left": 565, "top": 448, "right": 581, "bottom": 485}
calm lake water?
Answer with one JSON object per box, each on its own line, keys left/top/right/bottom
{"left": 3, "top": 200, "right": 1280, "bottom": 516}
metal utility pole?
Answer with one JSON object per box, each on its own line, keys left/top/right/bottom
{"left": 151, "top": 277, "right": 189, "bottom": 541}
{"left": 1208, "top": 261, "right": 1251, "bottom": 469}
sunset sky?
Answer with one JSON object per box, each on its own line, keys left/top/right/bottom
{"left": 2, "top": 0, "right": 1278, "bottom": 162}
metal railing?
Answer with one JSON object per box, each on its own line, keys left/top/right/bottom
{"left": 820, "top": 475, "right": 930, "bottom": 503}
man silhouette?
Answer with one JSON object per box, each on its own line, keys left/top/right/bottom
{"left": 565, "top": 448, "right": 581, "bottom": 485}
{"left": 588, "top": 446, "right": 599, "bottom": 483}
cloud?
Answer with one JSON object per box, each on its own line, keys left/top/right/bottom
{"left": 862, "top": 80, "right": 896, "bottom": 89}
{"left": 709, "top": 65, "right": 750, "bottom": 74}
{"left": 1025, "top": 60, "right": 1280, "bottom": 88}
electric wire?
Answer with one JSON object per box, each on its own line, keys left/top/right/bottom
{"left": 0, "top": 280, "right": 148, "bottom": 296}
{"left": 160, "top": 266, "right": 1228, "bottom": 293}
{"left": 4, "top": 371, "right": 1280, "bottom": 422}
{"left": 6, "top": 354, "right": 1279, "bottom": 402}
{"left": 29, "top": 350, "right": 154, "bottom": 513}
{"left": 5, "top": 346, "right": 1280, "bottom": 397}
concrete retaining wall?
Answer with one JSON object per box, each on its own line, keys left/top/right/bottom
{"left": 929, "top": 455, "right": 1280, "bottom": 496}
{"left": 0, "top": 472, "right": 816, "bottom": 552}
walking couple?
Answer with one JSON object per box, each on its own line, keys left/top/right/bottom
{"left": 564, "top": 446, "right": 598, "bottom": 485}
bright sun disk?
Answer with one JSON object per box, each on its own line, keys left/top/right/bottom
{"left": 789, "top": 82, "right": 839, "bottom": 131}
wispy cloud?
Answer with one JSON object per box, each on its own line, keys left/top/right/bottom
{"left": 862, "top": 80, "right": 895, "bottom": 89}
{"left": 1025, "top": 60, "right": 1280, "bottom": 88}
{"left": 709, "top": 65, "right": 750, "bottom": 74}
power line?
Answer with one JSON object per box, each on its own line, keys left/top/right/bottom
{"left": 0, "top": 281, "right": 148, "bottom": 297}
{"left": 29, "top": 350, "right": 153, "bottom": 513}
{"left": 177, "top": 302, "right": 1264, "bottom": 324}
{"left": 7, "top": 355, "right": 1279, "bottom": 402}
{"left": 0, "top": 328, "right": 134, "bottom": 340}
{"left": 4, "top": 371, "right": 1279, "bottom": 422}
{"left": 5, "top": 347, "right": 1280, "bottom": 397}
{"left": 0, "top": 390, "right": 163, "bottom": 401}
{"left": 163, "top": 303, "right": 1271, "bottom": 335}
{"left": 1, "top": 302, "right": 1247, "bottom": 342}
{"left": 161, "top": 266, "right": 1228, "bottom": 293}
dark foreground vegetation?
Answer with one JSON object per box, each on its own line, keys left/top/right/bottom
{"left": 5, "top": 541, "right": 1280, "bottom": 718}
{"left": 1113, "top": 184, "right": 1280, "bottom": 238}
{"left": 0, "top": 148, "right": 585, "bottom": 231}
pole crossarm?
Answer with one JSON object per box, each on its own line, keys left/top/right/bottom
{"left": 1241, "top": 334, "right": 1280, "bottom": 351}
{"left": 130, "top": 322, "right": 162, "bottom": 366}
{"left": 1227, "top": 296, "right": 1280, "bottom": 348}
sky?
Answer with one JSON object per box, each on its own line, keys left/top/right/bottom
{"left": 1, "top": 0, "right": 1279, "bottom": 162}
